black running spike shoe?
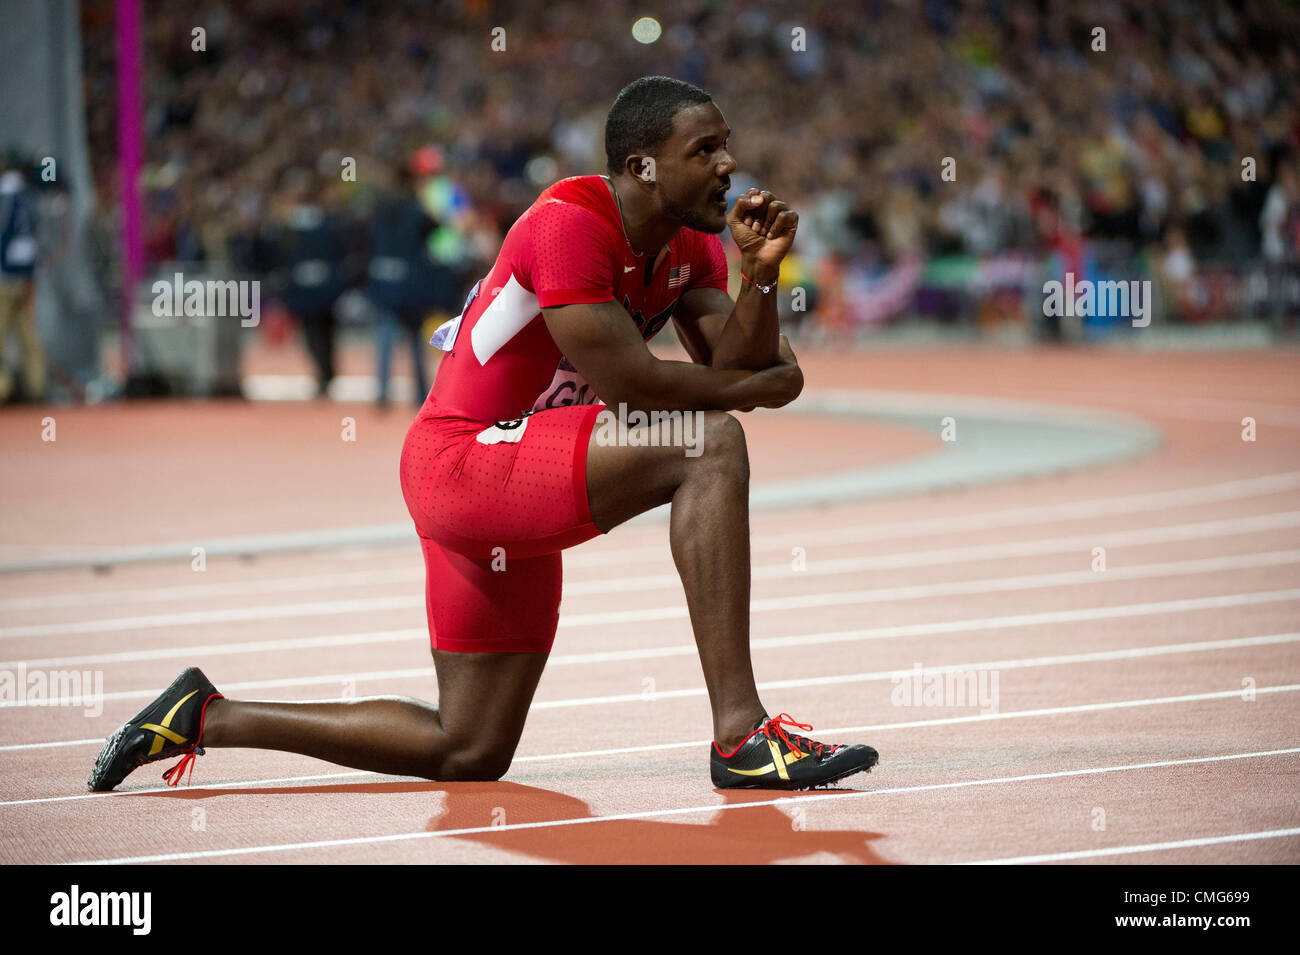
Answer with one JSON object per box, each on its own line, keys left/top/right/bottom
{"left": 711, "top": 713, "right": 878, "bottom": 790}
{"left": 87, "top": 667, "right": 223, "bottom": 792}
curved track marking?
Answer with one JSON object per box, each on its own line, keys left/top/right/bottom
{"left": 0, "top": 389, "right": 1162, "bottom": 573}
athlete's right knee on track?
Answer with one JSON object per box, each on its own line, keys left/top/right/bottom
{"left": 437, "top": 745, "right": 513, "bottom": 782}
{"left": 690, "top": 410, "right": 749, "bottom": 482}
{"left": 431, "top": 711, "right": 519, "bottom": 781}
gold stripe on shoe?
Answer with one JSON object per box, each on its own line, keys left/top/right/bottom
{"left": 142, "top": 689, "right": 199, "bottom": 755}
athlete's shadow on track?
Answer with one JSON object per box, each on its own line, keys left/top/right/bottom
{"left": 131, "top": 779, "right": 893, "bottom": 863}
{"left": 425, "top": 782, "right": 895, "bottom": 865}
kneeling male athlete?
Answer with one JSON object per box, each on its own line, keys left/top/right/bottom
{"left": 90, "top": 77, "right": 879, "bottom": 793}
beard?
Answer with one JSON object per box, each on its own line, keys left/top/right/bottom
{"left": 658, "top": 184, "right": 726, "bottom": 234}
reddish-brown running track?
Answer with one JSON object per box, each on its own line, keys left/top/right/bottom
{"left": 1, "top": 346, "right": 1297, "bottom": 864}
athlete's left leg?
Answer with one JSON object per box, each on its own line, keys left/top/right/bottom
{"left": 199, "top": 647, "right": 548, "bottom": 781}
{"left": 201, "top": 405, "right": 603, "bottom": 779}
{"left": 583, "top": 409, "right": 766, "bottom": 751}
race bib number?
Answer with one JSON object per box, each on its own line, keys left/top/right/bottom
{"left": 531, "top": 357, "right": 605, "bottom": 412}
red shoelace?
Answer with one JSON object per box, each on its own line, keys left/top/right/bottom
{"left": 161, "top": 747, "right": 201, "bottom": 787}
{"left": 160, "top": 692, "right": 222, "bottom": 787}
{"left": 762, "top": 713, "right": 838, "bottom": 759}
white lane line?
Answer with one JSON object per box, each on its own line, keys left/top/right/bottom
{"left": 6, "top": 517, "right": 1299, "bottom": 640}
{"left": 558, "top": 547, "right": 1300, "bottom": 629}
{"left": 10, "top": 547, "right": 1299, "bottom": 669}
{"left": 0, "top": 769, "right": 377, "bottom": 806}
{"left": 5, "top": 681, "right": 1297, "bottom": 799}
{"left": 63, "top": 747, "right": 1300, "bottom": 865}
{"left": 524, "top": 639, "right": 1300, "bottom": 710}
{"left": 523, "top": 684, "right": 1300, "bottom": 759}
{"left": 6, "top": 589, "right": 1299, "bottom": 705}
{"left": 5, "top": 470, "right": 1298, "bottom": 611}
{"left": 0, "top": 595, "right": 422, "bottom": 640}
{"left": 960, "top": 827, "right": 1300, "bottom": 865}
{"left": 0, "top": 567, "right": 426, "bottom": 612}
{"left": 676, "top": 470, "right": 1300, "bottom": 554}
{"left": 568, "top": 512, "right": 1300, "bottom": 598}
{"left": 0, "top": 737, "right": 114, "bottom": 752}
{"left": 763, "top": 512, "right": 1300, "bottom": 582}
{"left": 0, "top": 629, "right": 427, "bottom": 670}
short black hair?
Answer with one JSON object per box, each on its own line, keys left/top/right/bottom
{"left": 604, "top": 76, "right": 713, "bottom": 177}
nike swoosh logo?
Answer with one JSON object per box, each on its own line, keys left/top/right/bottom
{"left": 624, "top": 265, "right": 636, "bottom": 272}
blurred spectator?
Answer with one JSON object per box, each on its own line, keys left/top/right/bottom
{"left": 1259, "top": 158, "right": 1300, "bottom": 324}
{"left": 273, "top": 172, "right": 350, "bottom": 397}
{"left": 0, "top": 163, "right": 46, "bottom": 403}
{"left": 1158, "top": 226, "right": 1198, "bottom": 320}
{"left": 410, "top": 146, "right": 474, "bottom": 294}
{"left": 365, "top": 163, "right": 446, "bottom": 409}
{"left": 76, "top": 0, "right": 1300, "bottom": 337}
{"left": 1261, "top": 159, "right": 1299, "bottom": 265}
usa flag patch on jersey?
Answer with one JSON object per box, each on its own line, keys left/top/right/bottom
{"left": 668, "top": 264, "right": 690, "bottom": 289}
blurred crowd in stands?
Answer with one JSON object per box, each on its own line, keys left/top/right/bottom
{"left": 10, "top": 0, "right": 1295, "bottom": 402}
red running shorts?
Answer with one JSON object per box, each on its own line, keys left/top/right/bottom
{"left": 399, "top": 401, "right": 606, "bottom": 653}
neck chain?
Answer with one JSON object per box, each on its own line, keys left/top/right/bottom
{"left": 604, "top": 175, "right": 646, "bottom": 258}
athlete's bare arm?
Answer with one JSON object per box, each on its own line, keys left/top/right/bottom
{"left": 542, "top": 299, "right": 801, "bottom": 414}
{"left": 673, "top": 287, "right": 802, "bottom": 411}
{"left": 672, "top": 282, "right": 783, "bottom": 371}
{"left": 673, "top": 188, "right": 799, "bottom": 372}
